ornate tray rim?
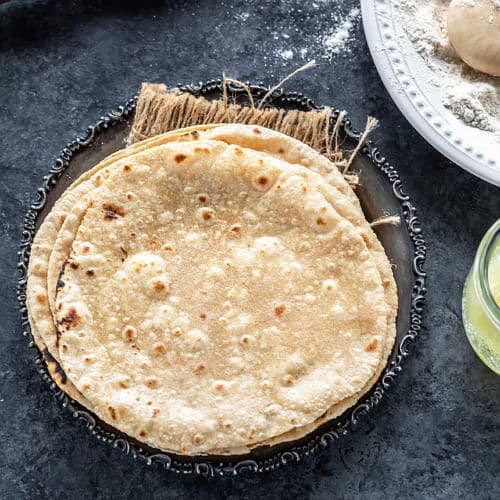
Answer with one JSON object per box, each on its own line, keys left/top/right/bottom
{"left": 17, "top": 81, "right": 427, "bottom": 477}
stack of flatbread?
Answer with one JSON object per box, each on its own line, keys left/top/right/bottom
{"left": 26, "top": 124, "right": 397, "bottom": 456}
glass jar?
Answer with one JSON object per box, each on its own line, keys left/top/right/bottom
{"left": 462, "top": 219, "right": 500, "bottom": 374}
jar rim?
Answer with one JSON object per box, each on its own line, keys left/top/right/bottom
{"left": 477, "top": 219, "right": 500, "bottom": 327}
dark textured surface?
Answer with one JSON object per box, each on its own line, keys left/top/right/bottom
{"left": 0, "top": 1, "right": 498, "bottom": 498}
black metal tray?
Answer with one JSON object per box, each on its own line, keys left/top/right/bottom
{"left": 17, "top": 81, "right": 426, "bottom": 476}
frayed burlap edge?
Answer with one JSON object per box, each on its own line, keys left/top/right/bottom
{"left": 128, "top": 83, "right": 376, "bottom": 171}
{"left": 128, "top": 81, "right": 399, "bottom": 227}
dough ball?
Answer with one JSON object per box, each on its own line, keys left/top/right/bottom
{"left": 448, "top": 0, "right": 500, "bottom": 76}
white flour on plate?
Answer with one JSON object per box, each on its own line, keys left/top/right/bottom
{"left": 394, "top": 0, "right": 500, "bottom": 133}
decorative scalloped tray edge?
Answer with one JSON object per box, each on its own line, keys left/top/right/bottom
{"left": 17, "top": 82, "right": 426, "bottom": 477}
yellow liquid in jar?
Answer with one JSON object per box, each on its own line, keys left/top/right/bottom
{"left": 462, "top": 236, "right": 500, "bottom": 374}
{"left": 489, "top": 243, "right": 500, "bottom": 306}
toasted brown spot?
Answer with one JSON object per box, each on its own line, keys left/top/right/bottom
{"left": 361, "top": 232, "right": 370, "bottom": 245}
{"left": 193, "top": 434, "right": 203, "bottom": 444}
{"left": 201, "top": 208, "right": 213, "bottom": 220}
{"left": 81, "top": 244, "right": 90, "bottom": 254}
{"left": 41, "top": 346, "right": 67, "bottom": 383}
{"left": 59, "top": 215, "right": 66, "bottom": 225}
{"left": 108, "top": 406, "right": 117, "bottom": 420}
{"left": 86, "top": 268, "right": 95, "bottom": 277}
{"left": 257, "top": 175, "right": 268, "bottom": 186}
{"left": 139, "top": 430, "right": 147, "bottom": 437}
{"left": 61, "top": 344, "right": 68, "bottom": 352}
{"left": 258, "top": 159, "right": 264, "bottom": 166}
{"left": 123, "top": 326, "right": 137, "bottom": 342}
{"left": 172, "top": 327, "right": 182, "bottom": 336}
{"left": 174, "top": 153, "right": 187, "bottom": 163}
{"left": 190, "top": 130, "right": 200, "bottom": 139}
{"left": 253, "top": 127, "right": 262, "bottom": 134}
{"left": 123, "top": 164, "right": 132, "bottom": 172}
{"left": 197, "top": 194, "right": 207, "bottom": 203}
{"left": 147, "top": 400, "right": 152, "bottom": 406}
{"left": 365, "top": 338, "right": 379, "bottom": 352}
{"left": 235, "top": 147, "right": 244, "bottom": 156}
{"left": 215, "top": 383, "right": 225, "bottom": 392}
{"left": 278, "top": 148, "right": 285, "bottom": 154}
{"left": 316, "top": 217, "right": 326, "bottom": 226}
{"left": 163, "top": 245, "right": 173, "bottom": 252}
{"left": 241, "top": 335, "right": 251, "bottom": 344}
{"left": 95, "top": 175, "right": 102, "bottom": 186}
{"left": 224, "top": 422, "right": 232, "bottom": 429}
{"left": 274, "top": 304, "right": 286, "bottom": 317}
{"left": 153, "top": 342, "right": 167, "bottom": 354}
{"left": 118, "top": 381, "right": 128, "bottom": 389}
{"left": 70, "top": 261, "right": 79, "bottom": 270}
{"left": 152, "top": 409, "right": 160, "bottom": 417}
{"left": 194, "top": 147, "right": 210, "bottom": 154}
{"left": 34, "top": 263, "right": 41, "bottom": 270}
{"left": 103, "top": 203, "right": 125, "bottom": 220}
{"left": 199, "top": 289, "right": 208, "bottom": 296}
{"left": 126, "top": 193, "right": 134, "bottom": 200}
{"left": 290, "top": 417, "right": 297, "bottom": 424}
{"left": 152, "top": 279, "right": 166, "bottom": 292}
{"left": 194, "top": 363, "right": 206, "bottom": 374}
{"left": 283, "top": 374, "right": 294, "bottom": 386}
{"left": 82, "top": 384, "right": 90, "bottom": 391}
{"left": 130, "top": 232, "right": 136, "bottom": 239}
{"left": 145, "top": 378, "right": 159, "bottom": 389}
{"left": 119, "top": 246, "right": 128, "bottom": 262}
{"left": 199, "top": 313, "right": 207, "bottom": 320}
{"left": 302, "top": 186, "right": 308, "bottom": 193}
{"left": 60, "top": 307, "right": 81, "bottom": 329}
{"left": 230, "top": 224, "right": 241, "bottom": 234}
{"left": 36, "top": 293, "right": 47, "bottom": 304}
{"left": 84, "top": 357, "right": 92, "bottom": 363}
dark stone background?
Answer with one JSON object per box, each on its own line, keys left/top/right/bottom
{"left": 0, "top": 1, "right": 498, "bottom": 498}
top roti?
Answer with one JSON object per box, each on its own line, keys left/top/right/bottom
{"left": 54, "top": 139, "right": 387, "bottom": 454}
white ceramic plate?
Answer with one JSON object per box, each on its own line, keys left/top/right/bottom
{"left": 361, "top": 0, "right": 500, "bottom": 186}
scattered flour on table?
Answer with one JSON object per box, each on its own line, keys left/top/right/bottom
{"left": 234, "top": 12, "right": 250, "bottom": 22}
{"left": 279, "top": 49, "right": 295, "bottom": 61}
{"left": 393, "top": 0, "right": 500, "bottom": 133}
{"left": 223, "top": 1, "right": 362, "bottom": 65}
{"left": 324, "top": 7, "right": 360, "bottom": 55}
{"left": 274, "top": 3, "right": 361, "bottom": 61}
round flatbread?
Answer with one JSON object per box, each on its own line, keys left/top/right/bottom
{"left": 55, "top": 140, "right": 387, "bottom": 454}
